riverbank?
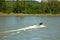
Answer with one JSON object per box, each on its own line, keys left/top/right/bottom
{"left": 0, "top": 13, "right": 60, "bottom": 16}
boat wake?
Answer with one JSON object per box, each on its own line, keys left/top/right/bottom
{"left": 0, "top": 25, "right": 46, "bottom": 36}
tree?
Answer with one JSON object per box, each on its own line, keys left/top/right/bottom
{"left": 46, "top": 0, "right": 59, "bottom": 14}
{"left": 0, "top": 0, "right": 5, "bottom": 12}
{"left": 13, "top": 0, "right": 25, "bottom": 13}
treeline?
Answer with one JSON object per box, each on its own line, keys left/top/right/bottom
{"left": 0, "top": 0, "right": 60, "bottom": 14}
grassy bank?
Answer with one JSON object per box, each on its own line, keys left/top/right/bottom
{"left": 0, "top": 13, "right": 60, "bottom": 16}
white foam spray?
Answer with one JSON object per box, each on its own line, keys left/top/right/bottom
{"left": 0, "top": 25, "right": 46, "bottom": 34}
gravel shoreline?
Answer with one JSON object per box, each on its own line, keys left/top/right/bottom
{"left": 0, "top": 14, "right": 60, "bottom": 16}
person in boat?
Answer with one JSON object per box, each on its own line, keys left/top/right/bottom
{"left": 39, "top": 22, "right": 43, "bottom": 25}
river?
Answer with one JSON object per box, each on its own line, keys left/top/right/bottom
{"left": 0, "top": 16, "right": 60, "bottom": 40}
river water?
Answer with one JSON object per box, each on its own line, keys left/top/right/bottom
{"left": 0, "top": 16, "right": 60, "bottom": 40}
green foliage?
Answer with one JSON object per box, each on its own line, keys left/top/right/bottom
{"left": 0, "top": 1, "right": 60, "bottom": 14}
{"left": 0, "top": 0, "right": 5, "bottom": 12}
{"left": 13, "top": 1, "right": 25, "bottom": 13}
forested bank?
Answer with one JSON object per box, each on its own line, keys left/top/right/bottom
{"left": 0, "top": 0, "right": 60, "bottom": 14}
